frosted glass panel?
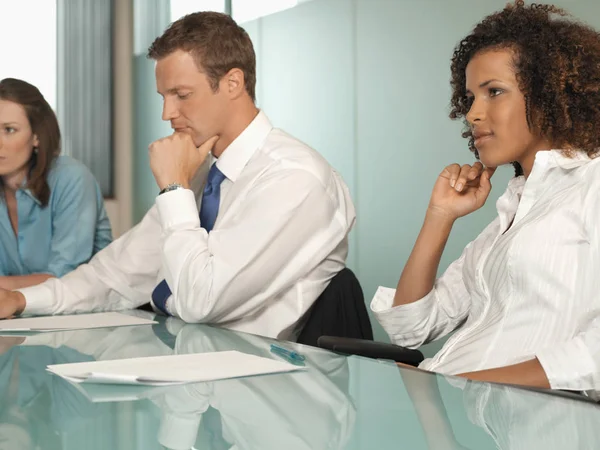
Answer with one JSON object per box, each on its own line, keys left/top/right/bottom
{"left": 233, "top": 0, "right": 298, "bottom": 23}
{"left": 170, "top": 0, "right": 225, "bottom": 21}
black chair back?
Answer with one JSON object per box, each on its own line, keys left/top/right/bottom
{"left": 297, "top": 268, "right": 373, "bottom": 347}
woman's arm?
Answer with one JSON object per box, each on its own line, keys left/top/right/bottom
{"left": 393, "top": 209, "right": 455, "bottom": 306}
{"left": 393, "top": 163, "right": 495, "bottom": 306}
{"left": 371, "top": 163, "right": 497, "bottom": 347}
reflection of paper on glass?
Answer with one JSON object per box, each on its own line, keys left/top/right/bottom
{"left": 0, "top": 312, "right": 156, "bottom": 333}
{"left": 47, "top": 350, "right": 304, "bottom": 386}
{"left": 69, "top": 382, "right": 172, "bottom": 403}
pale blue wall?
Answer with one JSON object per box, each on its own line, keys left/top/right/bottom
{"left": 133, "top": 0, "right": 600, "bottom": 348}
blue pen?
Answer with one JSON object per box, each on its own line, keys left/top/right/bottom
{"left": 270, "top": 344, "right": 306, "bottom": 363}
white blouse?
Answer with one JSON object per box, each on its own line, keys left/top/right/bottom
{"left": 372, "top": 150, "right": 600, "bottom": 394}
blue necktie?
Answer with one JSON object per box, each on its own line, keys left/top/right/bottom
{"left": 152, "top": 164, "right": 227, "bottom": 315}
{"left": 199, "top": 164, "right": 227, "bottom": 233}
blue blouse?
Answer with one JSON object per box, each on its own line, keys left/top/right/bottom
{"left": 0, "top": 156, "right": 112, "bottom": 277}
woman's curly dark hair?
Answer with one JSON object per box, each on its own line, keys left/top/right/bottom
{"left": 449, "top": 0, "right": 600, "bottom": 176}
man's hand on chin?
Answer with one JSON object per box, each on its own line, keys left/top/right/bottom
{"left": 149, "top": 133, "right": 219, "bottom": 191}
{"left": 0, "top": 289, "right": 26, "bottom": 319}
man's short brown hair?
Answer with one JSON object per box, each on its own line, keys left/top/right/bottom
{"left": 148, "top": 11, "right": 256, "bottom": 101}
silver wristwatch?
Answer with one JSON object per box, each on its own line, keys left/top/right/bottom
{"left": 159, "top": 183, "right": 185, "bottom": 195}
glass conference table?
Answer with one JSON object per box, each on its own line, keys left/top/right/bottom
{"left": 0, "top": 310, "right": 598, "bottom": 450}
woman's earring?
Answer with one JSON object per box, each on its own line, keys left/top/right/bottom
{"left": 33, "top": 147, "right": 39, "bottom": 154}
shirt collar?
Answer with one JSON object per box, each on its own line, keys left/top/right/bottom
{"left": 496, "top": 149, "right": 591, "bottom": 227}
{"left": 12, "top": 176, "right": 42, "bottom": 206}
{"left": 19, "top": 188, "right": 42, "bottom": 206}
{"left": 548, "top": 149, "right": 592, "bottom": 170}
{"left": 506, "top": 149, "right": 592, "bottom": 192}
{"left": 214, "top": 110, "right": 273, "bottom": 182}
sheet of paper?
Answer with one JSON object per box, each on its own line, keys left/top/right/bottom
{"left": 47, "top": 350, "right": 304, "bottom": 386}
{"left": 0, "top": 312, "right": 156, "bottom": 332}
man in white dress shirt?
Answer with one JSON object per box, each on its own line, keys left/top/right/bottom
{"left": 0, "top": 12, "right": 355, "bottom": 340}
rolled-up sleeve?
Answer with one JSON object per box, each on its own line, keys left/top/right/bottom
{"left": 371, "top": 249, "right": 473, "bottom": 349}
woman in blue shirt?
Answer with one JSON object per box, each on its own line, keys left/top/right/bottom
{"left": 0, "top": 78, "right": 112, "bottom": 290}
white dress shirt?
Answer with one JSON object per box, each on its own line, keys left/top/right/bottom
{"left": 19, "top": 111, "right": 356, "bottom": 340}
{"left": 372, "top": 150, "right": 600, "bottom": 393}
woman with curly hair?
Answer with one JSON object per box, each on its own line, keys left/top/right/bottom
{"left": 371, "top": 1, "right": 600, "bottom": 393}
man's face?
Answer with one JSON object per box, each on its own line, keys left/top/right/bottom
{"left": 155, "top": 50, "right": 228, "bottom": 147}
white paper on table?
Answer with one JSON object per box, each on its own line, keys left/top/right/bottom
{"left": 0, "top": 312, "right": 156, "bottom": 333}
{"left": 47, "top": 350, "right": 305, "bottom": 386}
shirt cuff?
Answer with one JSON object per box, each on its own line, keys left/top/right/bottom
{"left": 370, "top": 286, "right": 436, "bottom": 313}
{"left": 536, "top": 336, "right": 599, "bottom": 391}
{"left": 156, "top": 189, "right": 200, "bottom": 231}
{"left": 370, "top": 286, "right": 397, "bottom": 312}
{"left": 17, "top": 283, "right": 55, "bottom": 316}
{"left": 370, "top": 286, "right": 436, "bottom": 348}
{"left": 165, "top": 297, "right": 177, "bottom": 316}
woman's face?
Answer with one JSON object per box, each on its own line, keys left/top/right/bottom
{"left": 465, "top": 48, "right": 551, "bottom": 176}
{"left": 0, "top": 99, "right": 38, "bottom": 181}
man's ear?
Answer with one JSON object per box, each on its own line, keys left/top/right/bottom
{"left": 222, "top": 68, "right": 246, "bottom": 99}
